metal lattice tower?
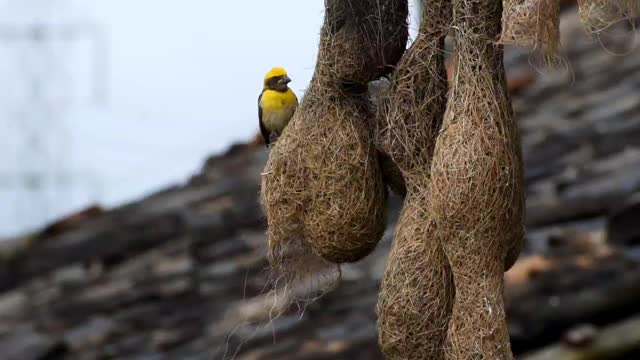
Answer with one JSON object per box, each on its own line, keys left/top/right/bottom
{"left": 0, "top": 0, "right": 106, "bottom": 235}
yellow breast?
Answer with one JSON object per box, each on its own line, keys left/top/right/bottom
{"left": 260, "top": 89, "right": 297, "bottom": 111}
{"left": 260, "top": 89, "right": 298, "bottom": 131}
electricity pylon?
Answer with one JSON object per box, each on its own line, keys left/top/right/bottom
{"left": 0, "top": 0, "right": 106, "bottom": 235}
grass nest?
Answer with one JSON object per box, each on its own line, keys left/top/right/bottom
{"left": 375, "top": 0, "right": 454, "bottom": 359}
{"left": 499, "top": 0, "right": 561, "bottom": 56}
{"left": 377, "top": 193, "right": 455, "bottom": 360}
{"left": 428, "top": 0, "right": 526, "bottom": 358}
{"left": 260, "top": 0, "right": 408, "bottom": 307}
{"left": 318, "top": 0, "right": 410, "bottom": 85}
{"left": 263, "top": 84, "right": 386, "bottom": 265}
{"left": 577, "top": 0, "right": 639, "bottom": 34}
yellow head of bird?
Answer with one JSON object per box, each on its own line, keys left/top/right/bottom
{"left": 264, "top": 67, "right": 291, "bottom": 91}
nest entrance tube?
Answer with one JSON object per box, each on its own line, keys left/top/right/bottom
{"left": 375, "top": 0, "right": 454, "bottom": 359}
{"left": 428, "top": 0, "right": 526, "bottom": 358}
{"left": 377, "top": 194, "right": 455, "bottom": 360}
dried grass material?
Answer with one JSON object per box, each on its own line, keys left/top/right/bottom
{"left": 368, "top": 79, "right": 408, "bottom": 197}
{"left": 429, "top": 0, "right": 526, "bottom": 358}
{"left": 377, "top": 191, "right": 454, "bottom": 360}
{"left": 220, "top": 257, "right": 340, "bottom": 329}
{"left": 375, "top": 0, "right": 450, "bottom": 178}
{"left": 318, "top": 0, "right": 409, "bottom": 85}
{"left": 260, "top": 0, "right": 409, "bottom": 302}
{"left": 262, "top": 83, "right": 386, "bottom": 265}
{"left": 578, "top": 0, "right": 639, "bottom": 33}
{"left": 499, "top": 0, "right": 560, "bottom": 55}
{"left": 260, "top": 86, "right": 385, "bottom": 310}
{"left": 267, "top": 231, "right": 342, "bottom": 308}
{"left": 375, "top": 1, "right": 454, "bottom": 359}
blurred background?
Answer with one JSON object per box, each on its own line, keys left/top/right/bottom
{"left": 2, "top": 1, "right": 640, "bottom": 360}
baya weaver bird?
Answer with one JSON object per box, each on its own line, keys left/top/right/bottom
{"left": 258, "top": 67, "right": 298, "bottom": 146}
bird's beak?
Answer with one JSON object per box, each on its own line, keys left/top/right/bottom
{"left": 282, "top": 75, "right": 291, "bottom": 84}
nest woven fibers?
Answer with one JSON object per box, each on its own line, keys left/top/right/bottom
{"left": 428, "top": 0, "right": 526, "bottom": 358}
{"left": 317, "top": 0, "right": 409, "bottom": 85}
{"left": 261, "top": 83, "right": 386, "bottom": 297}
{"left": 260, "top": 0, "right": 408, "bottom": 308}
{"left": 377, "top": 190, "right": 455, "bottom": 360}
{"left": 375, "top": 0, "right": 451, "bottom": 179}
{"left": 578, "top": 0, "right": 639, "bottom": 34}
{"left": 375, "top": 0, "right": 455, "bottom": 359}
{"left": 499, "top": 0, "right": 560, "bottom": 56}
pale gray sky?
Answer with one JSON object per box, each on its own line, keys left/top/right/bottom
{"left": 81, "top": 0, "right": 325, "bottom": 148}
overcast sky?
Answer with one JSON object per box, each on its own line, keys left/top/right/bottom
{"left": 74, "top": 0, "right": 325, "bottom": 147}
{"left": 0, "top": 0, "right": 420, "bottom": 236}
